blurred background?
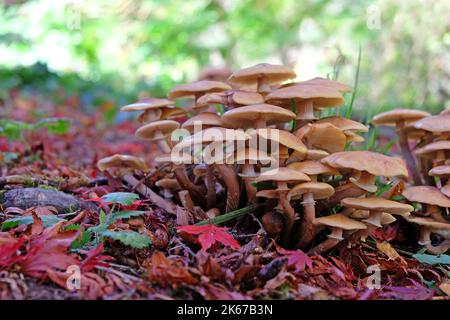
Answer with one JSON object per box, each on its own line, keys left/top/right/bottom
{"left": 0, "top": 0, "right": 449, "bottom": 121}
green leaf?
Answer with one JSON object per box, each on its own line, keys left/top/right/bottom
{"left": 102, "top": 230, "right": 151, "bottom": 249}
{"left": 34, "top": 118, "right": 71, "bottom": 135}
{"left": 71, "top": 230, "right": 92, "bottom": 249}
{"left": 107, "top": 210, "right": 145, "bottom": 224}
{"left": 0, "top": 119, "right": 31, "bottom": 140}
{"left": 413, "top": 253, "right": 450, "bottom": 265}
{"left": 1, "top": 215, "right": 66, "bottom": 230}
{"left": 101, "top": 192, "right": 139, "bottom": 206}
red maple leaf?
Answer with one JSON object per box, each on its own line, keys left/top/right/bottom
{"left": 80, "top": 243, "right": 114, "bottom": 272}
{"left": 177, "top": 224, "right": 240, "bottom": 251}
{"left": 275, "top": 245, "right": 313, "bottom": 272}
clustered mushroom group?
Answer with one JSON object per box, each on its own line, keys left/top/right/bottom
{"left": 373, "top": 108, "right": 450, "bottom": 254}
{"left": 96, "top": 63, "right": 450, "bottom": 255}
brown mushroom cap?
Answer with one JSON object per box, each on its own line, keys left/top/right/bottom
{"left": 288, "top": 182, "right": 335, "bottom": 200}
{"left": 341, "top": 197, "right": 413, "bottom": 216}
{"left": 253, "top": 128, "right": 308, "bottom": 155}
{"left": 404, "top": 216, "right": 450, "bottom": 230}
{"left": 97, "top": 154, "right": 148, "bottom": 172}
{"left": 296, "top": 77, "right": 352, "bottom": 93}
{"left": 222, "top": 104, "right": 296, "bottom": 124}
{"left": 414, "top": 141, "right": 450, "bottom": 158}
{"left": 403, "top": 186, "right": 450, "bottom": 207}
{"left": 168, "top": 80, "right": 232, "bottom": 99}
{"left": 414, "top": 114, "right": 450, "bottom": 133}
{"left": 135, "top": 120, "right": 180, "bottom": 141}
{"left": 303, "top": 123, "right": 347, "bottom": 153}
{"left": 175, "top": 127, "right": 250, "bottom": 149}
{"left": 198, "top": 67, "right": 232, "bottom": 81}
{"left": 253, "top": 167, "right": 311, "bottom": 184}
{"left": 120, "top": 98, "right": 175, "bottom": 112}
{"left": 440, "top": 108, "right": 450, "bottom": 116}
{"left": 232, "top": 91, "right": 265, "bottom": 105}
{"left": 256, "top": 189, "right": 282, "bottom": 199}
{"left": 155, "top": 178, "right": 181, "bottom": 190}
{"left": 228, "top": 63, "right": 296, "bottom": 87}
{"left": 228, "top": 148, "right": 275, "bottom": 164}
{"left": 160, "top": 107, "right": 187, "bottom": 119}
{"left": 181, "top": 112, "right": 222, "bottom": 132}
{"left": 313, "top": 214, "right": 367, "bottom": 230}
{"left": 441, "top": 185, "right": 450, "bottom": 198}
{"left": 429, "top": 165, "right": 450, "bottom": 177}
{"left": 372, "top": 108, "right": 431, "bottom": 126}
{"left": 315, "top": 116, "right": 368, "bottom": 133}
{"left": 349, "top": 210, "right": 397, "bottom": 225}
{"left": 287, "top": 160, "right": 340, "bottom": 176}
{"left": 321, "top": 151, "right": 408, "bottom": 178}
{"left": 266, "top": 85, "right": 345, "bottom": 108}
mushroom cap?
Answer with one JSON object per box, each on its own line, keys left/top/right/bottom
{"left": 315, "top": 116, "right": 368, "bottom": 133}
{"left": 305, "top": 149, "right": 329, "bottom": 160}
{"left": 341, "top": 197, "right": 413, "bottom": 216}
{"left": 168, "top": 80, "right": 231, "bottom": 99}
{"left": 232, "top": 91, "right": 265, "bottom": 105}
{"left": 120, "top": 98, "right": 175, "bottom": 112}
{"left": 414, "top": 114, "right": 450, "bottom": 133}
{"left": 228, "top": 148, "right": 276, "bottom": 164}
{"left": 228, "top": 63, "right": 296, "bottom": 87}
{"left": 296, "top": 77, "right": 352, "bottom": 93}
{"left": 349, "top": 210, "right": 397, "bottom": 225}
{"left": 429, "top": 165, "right": 450, "bottom": 177}
{"left": 266, "top": 85, "right": 345, "bottom": 108}
{"left": 440, "top": 108, "right": 450, "bottom": 116}
{"left": 253, "top": 128, "right": 308, "bottom": 155}
{"left": 288, "top": 182, "right": 335, "bottom": 200}
{"left": 181, "top": 112, "right": 222, "bottom": 132}
{"left": 222, "top": 104, "right": 296, "bottom": 124}
{"left": 97, "top": 154, "right": 148, "bottom": 172}
{"left": 135, "top": 120, "right": 180, "bottom": 141}
{"left": 441, "top": 185, "right": 450, "bottom": 198}
{"left": 402, "top": 122, "right": 427, "bottom": 140}
{"left": 287, "top": 160, "right": 340, "bottom": 176}
{"left": 372, "top": 108, "right": 431, "bottom": 126}
{"left": 155, "top": 178, "right": 181, "bottom": 190}
{"left": 198, "top": 67, "right": 232, "bottom": 81}
{"left": 175, "top": 127, "right": 250, "bottom": 149}
{"left": 414, "top": 141, "right": 450, "bottom": 158}
{"left": 321, "top": 151, "right": 408, "bottom": 178}
{"left": 313, "top": 214, "right": 367, "bottom": 230}
{"left": 160, "top": 107, "right": 187, "bottom": 120}
{"left": 256, "top": 189, "right": 281, "bottom": 199}
{"left": 403, "top": 186, "right": 450, "bottom": 207}
{"left": 303, "top": 123, "right": 347, "bottom": 153}
{"left": 344, "top": 131, "right": 365, "bottom": 143}
{"left": 404, "top": 216, "right": 450, "bottom": 230}
{"left": 254, "top": 167, "right": 311, "bottom": 184}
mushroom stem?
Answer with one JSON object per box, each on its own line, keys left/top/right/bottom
{"left": 256, "top": 76, "right": 272, "bottom": 95}
{"left": 205, "top": 165, "right": 216, "bottom": 209}
{"left": 363, "top": 210, "right": 383, "bottom": 228}
{"left": 396, "top": 122, "right": 422, "bottom": 185}
{"left": 294, "top": 100, "right": 316, "bottom": 130}
{"left": 278, "top": 190, "right": 296, "bottom": 245}
{"left": 215, "top": 164, "right": 240, "bottom": 212}
{"left": 349, "top": 171, "right": 377, "bottom": 193}
{"left": 242, "top": 163, "right": 257, "bottom": 203}
{"left": 173, "top": 165, "right": 205, "bottom": 206}
{"left": 254, "top": 117, "right": 267, "bottom": 129}
{"left": 309, "top": 228, "right": 343, "bottom": 254}
{"left": 296, "top": 192, "right": 316, "bottom": 249}
{"left": 122, "top": 174, "right": 177, "bottom": 215}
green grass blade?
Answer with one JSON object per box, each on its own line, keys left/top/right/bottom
{"left": 195, "top": 204, "right": 261, "bottom": 226}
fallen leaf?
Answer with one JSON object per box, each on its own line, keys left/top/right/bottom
{"left": 177, "top": 224, "right": 240, "bottom": 251}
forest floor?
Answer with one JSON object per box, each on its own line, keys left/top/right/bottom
{"left": 0, "top": 95, "right": 449, "bottom": 300}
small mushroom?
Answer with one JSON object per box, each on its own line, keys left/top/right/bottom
{"left": 288, "top": 77, "right": 352, "bottom": 93}
{"left": 402, "top": 186, "right": 450, "bottom": 218}
{"left": 302, "top": 123, "right": 347, "bottom": 154}
{"left": 198, "top": 67, "right": 232, "bottom": 82}
{"left": 414, "top": 140, "right": 450, "bottom": 167}
{"left": 254, "top": 167, "right": 311, "bottom": 243}
{"left": 372, "top": 109, "right": 431, "bottom": 185}
{"left": 155, "top": 178, "right": 181, "bottom": 199}
{"left": 404, "top": 216, "right": 450, "bottom": 254}
{"left": 221, "top": 104, "right": 296, "bottom": 129}
{"left": 262, "top": 211, "right": 284, "bottom": 238}
{"left": 288, "top": 182, "right": 335, "bottom": 249}
{"left": 181, "top": 112, "right": 222, "bottom": 133}
{"left": 340, "top": 197, "right": 413, "bottom": 241}
{"left": 316, "top": 116, "right": 368, "bottom": 144}
{"left": 309, "top": 214, "right": 367, "bottom": 254}
{"left": 120, "top": 98, "right": 175, "bottom": 123}
{"left": 197, "top": 90, "right": 264, "bottom": 110}
{"left": 414, "top": 114, "right": 450, "bottom": 134}
{"left": 135, "top": 120, "right": 180, "bottom": 153}
{"left": 227, "top": 63, "right": 296, "bottom": 94}
{"left": 321, "top": 151, "right": 408, "bottom": 193}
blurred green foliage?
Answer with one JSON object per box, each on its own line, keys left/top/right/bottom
{"left": 0, "top": 0, "right": 449, "bottom": 115}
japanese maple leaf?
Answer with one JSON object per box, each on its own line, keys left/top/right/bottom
{"left": 0, "top": 237, "right": 26, "bottom": 268}
{"left": 177, "top": 224, "right": 240, "bottom": 251}
{"left": 80, "top": 243, "right": 113, "bottom": 272}
{"left": 275, "top": 245, "right": 313, "bottom": 272}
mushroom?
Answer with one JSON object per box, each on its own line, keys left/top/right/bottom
{"left": 97, "top": 154, "right": 176, "bottom": 214}
{"left": 340, "top": 197, "right": 413, "bottom": 241}
{"left": 414, "top": 140, "right": 450, "bottom": 167}
{"left": 404, "top": 216, "right": 450, "bottom": 254}
{"left": 227, "top": 63, "right": 296, "bottom": 94}
{"left": 321, "top": 151, "right": 408, "bottom": 194}
{"left": 315, "top": 116, "right": 368, "bottom": 144}
{"left": 120, "top": 98, "right": 176, "bottom": 123}
{"left": 372, "top": 109, "right": 431, "bottom": 185}
{"left": 414, "top": 114, "right": 450, "bottom": 134}
{"left": 349, "top": 210, "right": 397, "bottom": 226}
{"left": 261, "top": 211, "right": 285, "bottom": 238}
{"left": 254, "top": 167, "right": 311, "bottom": 243}
{"left": 197, "top": 90, "right": 264, "bottom": 110}
{"left": 155, "top": 178, "right": 181, "bottom": 199}
{"left": 402, "top": 186, "right": 450, "bottom": 219}
{"left": 168, "top": 80, "right": 232, "bottom": 113}
{"left": 266, "top": 84, "right": 344, "bottom": 126}
{"left": 309, "top": 214, "right": 367, "bottom": 254}
{"left": 288, "top": 182, "right": 335, "bottom": 249}
{"left": 284, "top": 77, "right": 352, "bottom": 93}
{"left": 221, "top": 104, "right": 296, "bottom": 129}
{"left": 198, "top": 67, "right": 232, "bottom": 82}
{"left": 429, "top": 165, "right": 450, "bottom": 193}
{"left": 135, "top": 120, "right": 180, "bottom": 154}
{"left": 301, "top": 123, "right": 347, "bottom": 154}
{"left": 181, "top": 112, "right": 222, "bottom": 133}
